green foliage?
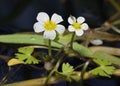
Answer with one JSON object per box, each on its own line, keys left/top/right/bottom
{"left": 93, "top": 57, "right": 111, "bottom": 66}
{"left": 62, "top": 63, "right": 74, "bottom": 75}
{"left": 73, "top": 42, "right": 120, "bottom": 66}
{"left": 73, "top": 42, "right": 93, "bottom": 57}
{"left": 0, "top": 33, "right": 119, "bottom": 80}
{"left": 0, "top": 34, "right": 62, "bottom": 48}
{"left": 58, "top": 33, "right": 73, "bottom": 46}
{"left": 15, "top": 47, "right": 40, "bottom": 64}
{"left": 0, "top": 33, "right": 74, "bottom": 48}
{"left": 89, "top": 58, "right": 115, "bottom": 77}
{"left": 93, "top": 51, "right": 120, "bottom": 66}
{"left": 18, "top": 46, "right": 34, "bottom": 54}
{"left": 58, "top": 63, "right": 80, "bottom": 82}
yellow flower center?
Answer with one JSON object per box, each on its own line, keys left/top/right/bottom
{"left": 72, "top": 22, "right": 82, "bottom": 30}
{"left": 44, "top": 20, "right": 57, "bottom": 31}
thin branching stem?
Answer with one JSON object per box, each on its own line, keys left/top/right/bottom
{"left": 44, "top": 51, "right": 65, "bottom": 85}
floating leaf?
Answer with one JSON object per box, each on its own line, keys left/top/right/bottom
{"left": 0, "top": 34, "right": 62, "bottom": 48}
{"left": 15, "top": 47, "right": 40, "bottom": 64}
{"left": 73, "top": 42, "right": 93, "bottom": 57}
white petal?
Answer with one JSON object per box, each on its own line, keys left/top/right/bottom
{"left": 90, "top": 39, "right": 103, "bottom": 45}
{"left": 37, "top": 12, "right": 49, "bottom": 22}
{"left": 81, "top": 23, "right": 89, "bottom": 30}
{"left": 77, "top": 17, "right": 85, "bottom": 23}
{"left": 68, "top": 16, "right": 76, "bottom": 24}
{"left": 51, "top": 13, "right": 63, "bottom": 23}
{"left": 43, "top": 30, "right": 56, "bottom": 40}
{"left": 68, "top": 25, "right": 75, "bottom": 32}
{"left": 56, "top": 25, "right": 65, "bottom": 34}
{"left": 75, "top": 30, "right": 84, "bottom": 36}
{"left": 33, "top": 22, "right": 44, "bottom": 33}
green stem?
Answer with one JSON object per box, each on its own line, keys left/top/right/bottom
{"left": 70, "top": 32, "right": 75, "bottom": 49}
{"left": 74, "top": 63, "right": 85, "bottom": 70}
{"left": 48, "top": 39, "right": 52, "bottom": 57}
{"left": 44, "top": 55, "right": 63, "bottom": 85}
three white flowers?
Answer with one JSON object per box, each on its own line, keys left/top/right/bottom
{"left": 33, "top": 12, "right": 89, "bottom": 40}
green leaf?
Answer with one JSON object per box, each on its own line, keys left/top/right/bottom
{"left": 73, "top": 42, "right": 120, "bottom": 66}
{"left": 89, "top": 58, "right": 115, "bottom": 77}
{"left": 15, "top": 47, "right": 40, "bottom": 64}
{"left": 18, "top": 47, "right": 34, "bottom": 55}
{"left": 57, "top": 63, "right": 76, "bottom": 82}
{"left": 93, "top": 58, "right": 112, "bottom": 66}
{"left": 93, "top": 51, "right": 120, "bottom": 66}
{"left": 73, "top": 42, "right": 93, "bottom": 57}
{"left": 89, "top": 66, "right": 115, "bottom": 77}
{"left": 0, "top": 33, "right": 73, "bottom": 48}
{"left": 58, "top": 33, "right": 73, "bottom": 46}
{"left": 62, "top": 63, "right": 74, "bottom": 75}
{"left": 0, "top": 34, "right": 62, "bottom": 48}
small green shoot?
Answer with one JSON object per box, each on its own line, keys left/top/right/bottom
{"left": 58, "top": 63, "right": 78, "bottom": 81}
{"left": 62, "top": 63, "right": 74, "bottom": 75}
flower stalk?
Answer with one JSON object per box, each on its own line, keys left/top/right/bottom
{"left": 70, "top": 32, "right": 75, "bottom": 49}
{"left": 48, "top": 39, "right": 52, "bottom": 57}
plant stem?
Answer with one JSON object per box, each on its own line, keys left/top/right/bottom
{"left": 74, "top": 63, "right": 85, "bottom": 70}
{"left": 48, "top": 39, "right": 52, "bottom": 57}
{"left": 70, "top": 32, "right": 75, "bottom": 49}
{"left": 80, "top": 60, "right": 90, "bottom": 86}
{"left": 44, "top": 55, "right": 63, "bottom": 85}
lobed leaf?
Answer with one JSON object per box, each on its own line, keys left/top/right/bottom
{"left": 18, "top": 47, "right": 34, "bottom": 55}
{"left": 89, "top": 58, "right": 115, "bottom": 77}
{"left": 89, "top": 65, "right": 115, "bottom": 77}
{"left": 62, "top": 63, "right": 74, "bottom": 75}
{"left": 15, "top": 47, "right": 40, "bottom": 64}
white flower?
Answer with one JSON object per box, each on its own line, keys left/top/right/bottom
{"left": 33, "top": 12, "right": 65, "bottom": 40}
{"left": 68, "top": 16, "right": 89, "bottom": 36}
{"left": 90, "top": 39, "right": 103, "bottom": 45}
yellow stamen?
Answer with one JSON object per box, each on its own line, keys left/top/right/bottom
{"left": 44, "top": 20, "right": 57, "bottom": 31}
{"left": 72, "top": 22, "right": 82, "bottom": 30}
